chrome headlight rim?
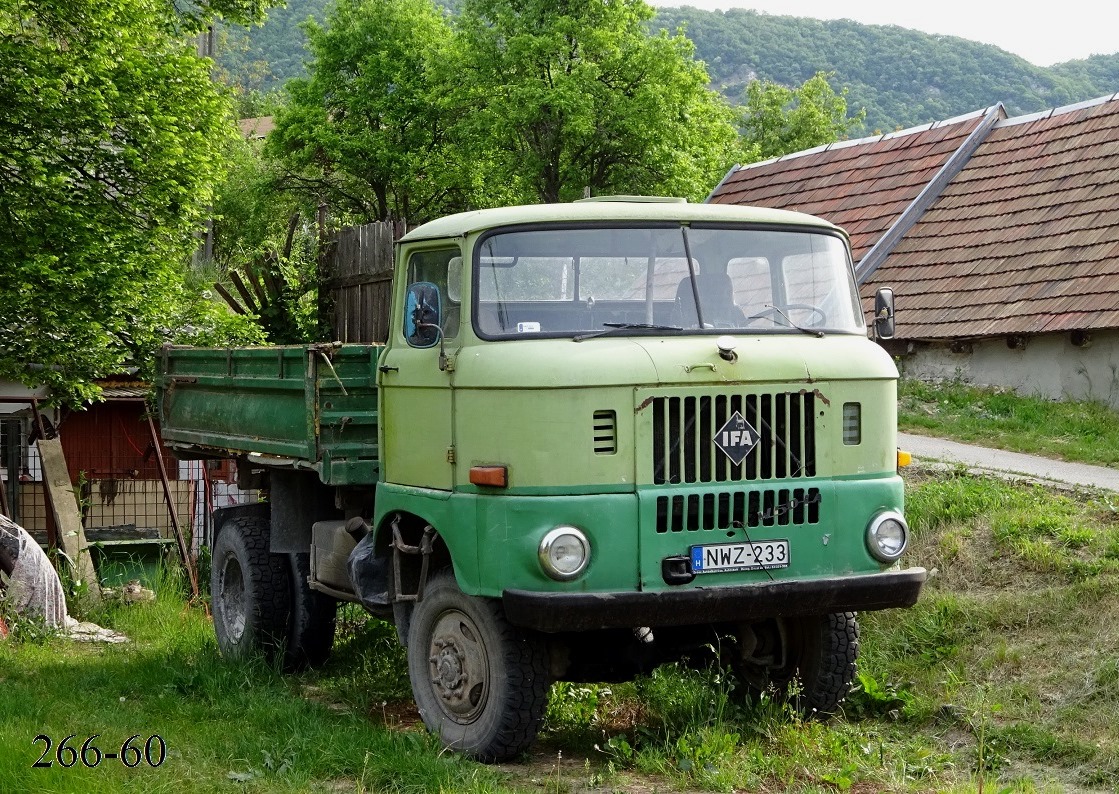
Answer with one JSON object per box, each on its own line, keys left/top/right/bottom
{"left": 538, "top": 526, "right": 590, "bottom": 581}
{"left": 866, "top": 510, "right": 909, "bottom": 563}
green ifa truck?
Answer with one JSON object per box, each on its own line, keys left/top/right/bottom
{"left": 158, "top": 198, "right": 926, "bottom": 761}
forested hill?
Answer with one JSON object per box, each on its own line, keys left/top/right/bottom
{"left": 652, "top": 7, "right": 1119, "bottom": 132}
{"left": 217, "top": 0, "right": 1119, "bottom": 133}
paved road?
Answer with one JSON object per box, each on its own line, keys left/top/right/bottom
{"left": 898, "top": 432, "right": 1119, "bottom": 493}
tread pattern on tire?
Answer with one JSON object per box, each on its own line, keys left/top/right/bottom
{"left": 801, "top": 611, "right": 859, "bottom": 716}
{"left": 284, "top": 552, "right": 337, "bottom": 672}
{"left": 473, "top": 592, "right": 551, "bottom": 763}
{"left": 212, "top": 515, "right": 290, "bottom": 663}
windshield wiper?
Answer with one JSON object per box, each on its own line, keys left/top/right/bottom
{"left": 768, "top": 306, "right": 824, "bottom": 338}
{"left": 573, "top": 322, "right": 683, "bottom": 342}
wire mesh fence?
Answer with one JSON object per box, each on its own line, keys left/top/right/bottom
{"left": 0, "top": 398, "right": 256, "bottom": 559}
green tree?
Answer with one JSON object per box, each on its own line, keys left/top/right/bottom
{"left": 210, "top": 134, "right": 323, "bottom": 343}
{"left": 171, "top": 0, "right": 280, "bottom": 31}
{"left": 0, "top": 0, "right": 255, "bottom": 403}
{"left": 266, "top": 0, "right": 475, "bottom": 224}
{"left": 740, "top": 71, "right": 866, "bottom": 162}
{"left": 454, "top": 0, "right": 741, "bottom": 203}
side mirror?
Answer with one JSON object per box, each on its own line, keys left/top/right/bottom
{"left": 874, "top": 287, "right": 895, "bottom": 340}
{"left": 405, "top": 282, "right": 442, "bottom": 349}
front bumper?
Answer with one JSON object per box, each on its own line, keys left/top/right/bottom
{"left": 503, "top": 567, "right": 927, "bottom": 633}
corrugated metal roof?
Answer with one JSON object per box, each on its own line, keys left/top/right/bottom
{"left": 708, "top": 95, "right": 1119, "bottom": 341}
{"left": 99, "top": 386, "right": 148, "bottom": 400}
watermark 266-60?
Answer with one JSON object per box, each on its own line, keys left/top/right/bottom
{"left": 32, "top": 734, "right": 166, "bottom": 769}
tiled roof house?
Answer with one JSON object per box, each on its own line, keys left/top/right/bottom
{"left": 708, "top": 94, "right": 1119, "bottom": 407}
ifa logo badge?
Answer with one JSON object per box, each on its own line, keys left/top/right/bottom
{"left": 714, "top": 411, "right": 760, "bottom": 465}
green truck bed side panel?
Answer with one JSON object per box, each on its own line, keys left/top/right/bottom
{"left": 157, "top": 344, "right": 382, "bottom": 485}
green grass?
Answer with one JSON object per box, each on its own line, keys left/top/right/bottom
{"left": 0, "top": 572, "right": 517, "bottom": 794}
{"left": 9, "top": 465, "right": 1119, "bottom": 792}
{"left": 899, "top": 378, "right": 1119, "bottom": 466}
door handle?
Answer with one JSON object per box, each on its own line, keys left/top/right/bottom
{"left": 378, "top": 365, "right": 399, "bottom": 374}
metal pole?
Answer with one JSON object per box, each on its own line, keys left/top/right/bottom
{"left": 146, "top": 412, "right": 199, "bottom": 600}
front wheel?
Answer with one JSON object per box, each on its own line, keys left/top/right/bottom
{"left": 729, "top": 612, "right": 859, "bottom": 716}
{"left": 407, "top": 570, "right": 550, "bottom": 762}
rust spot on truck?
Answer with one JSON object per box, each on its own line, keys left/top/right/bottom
{"left": 802, "top": 388, "right": 830, "bottom": 406}
{"left": 635, "top": 396, "right": 655, "bottom": 414}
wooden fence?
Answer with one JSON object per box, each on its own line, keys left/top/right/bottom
{"left": 319, "top": 221, "right": 404, "bottom": 343}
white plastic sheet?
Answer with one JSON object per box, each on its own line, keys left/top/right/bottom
{"left": 0, "top": 514, "right": 67, "bottom": 627}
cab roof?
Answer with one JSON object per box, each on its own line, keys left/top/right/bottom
{"left": 399, "top": 198, "right": 845, "bottom": 243}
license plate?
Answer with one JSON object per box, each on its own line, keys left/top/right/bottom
{"left": 690, "top": 540, "right": 790, "bottom": 573}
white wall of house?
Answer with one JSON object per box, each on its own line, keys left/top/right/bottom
{"left": 899, "top": 329, "right": 1119, "bottom": 408}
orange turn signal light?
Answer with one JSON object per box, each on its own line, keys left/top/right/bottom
{"left": 469, "top": 465, "right": 508, "bottom": 487}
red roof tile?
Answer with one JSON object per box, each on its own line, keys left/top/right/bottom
{"left": 709, "top": 95, "right": 1119, "bottom": 340}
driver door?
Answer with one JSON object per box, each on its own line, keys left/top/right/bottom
{"left": 378, "top": 247, "right": 462, "bottom": 490}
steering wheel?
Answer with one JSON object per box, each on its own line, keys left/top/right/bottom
{"left": 746, "top": 303, "right": 827, "bottom": 327}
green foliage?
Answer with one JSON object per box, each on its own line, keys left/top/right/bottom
{"left": 845, "top": 670, "right": 913, "bottom": 719}
{"left": 167, "top": 266, "right": 269, "bottom": 350}
{"left": 0, "top": 0, "right": 243, "bottom": 404}
{"left": 171, "top": 0, "right": 284, "bottom": 32}
{"left": 208, "top": 135, "right": 324, "bottom": 344}
{"left": 266, "top": 0, "right": 473, "bottom": 224}
{"left": 214, "top": 0, "right": 335, "bottom": 92}
{"left": 264, "top": 0, "right": 742, "bottom": 221}
{"left": 741, "top": 71, "right": 866, "bottom": 161}
{"left": 454, "top": 0, "right": 742, "bottom": 204}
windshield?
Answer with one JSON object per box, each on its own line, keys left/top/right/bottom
{"left": 473, "top": 224, "right": 864, "bottom": 338}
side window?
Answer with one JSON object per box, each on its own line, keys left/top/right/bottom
{"left": 404, "top": 248, "right": 461, "bottom": 346}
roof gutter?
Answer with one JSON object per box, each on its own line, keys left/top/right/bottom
{"left": 854, "top": 103, "right": 1006, "bottom": 286}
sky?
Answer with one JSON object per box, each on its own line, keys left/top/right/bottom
{"left": 645, "top": 0, "right": 1119, "bottom": 66}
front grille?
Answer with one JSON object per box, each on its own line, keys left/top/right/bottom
{"left": 651, "top": 392, "right": 816, "bottom": 485}
{"left": 655, "top": 487, "right": 821, "bottom": 533}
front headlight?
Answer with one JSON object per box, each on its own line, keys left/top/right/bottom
{"left": 538, "top": 526, "right": 590, "bottom": 581}
{"left": 866, "top": 511, "right": 908, "bottom": 563}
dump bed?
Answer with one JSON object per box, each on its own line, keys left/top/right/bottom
{"left": 158, "top": 343, "right": 382, "bottom": 486}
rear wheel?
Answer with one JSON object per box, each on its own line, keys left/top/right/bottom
{"left": 407, "top": 569, "right": 550, "bottom": 762}
{"left": 211, "top": 515, "right": 290, "bottom": 664}
{"left": 285, "top": 552, "right": 338, "bottom": 671}
{"left": 729, "top": 612, "right": 859, "bottom": 716}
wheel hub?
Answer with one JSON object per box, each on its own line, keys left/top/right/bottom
{"left": 219, "top": 556, "right": 247, "bottom": 641}
{"left": 427, "top": 610, "right": 489, "bottom": 722}
{"left": 432, "top": 638, "right": 467, "bottom": 691}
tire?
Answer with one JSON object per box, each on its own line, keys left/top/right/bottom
{"left": 407, "top": 569, "right": 550, "bottom": 762}
{"left": 729, "top": 612, "right": 859, "bottom": 716}
{"left": 285, "top": 552, "right": 338, "bottom": 671}
{"left": 211, "top": 515, "right": 290, "bottom": 665}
